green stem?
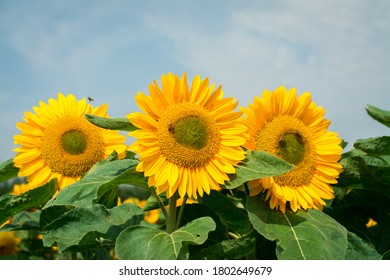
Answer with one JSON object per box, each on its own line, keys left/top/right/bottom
{"left": 166, "top": 192, "right": 178, "bottom": 234}
{"left": 151, "top": 188, "right": 168, "bottom": 219}
{"left": 176, "top": 195, "right": 188, "bottom": 229}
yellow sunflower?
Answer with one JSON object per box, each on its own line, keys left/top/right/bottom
{"left": 13, "top": 93, "right": 127, "bottom": 190}
{"left": 12, "top": 182, "right": 35, "bottom": 195}
{"left": 128, "top": 73, "right": 247, "bottom": 199}
{"left": 241, "top": 86, "right": 343, "bottom": 213}
{"left": 0, "top": 222, "right": 21, "bottom": 256}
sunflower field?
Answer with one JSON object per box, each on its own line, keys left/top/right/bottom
{"left": 0, "top": 73, "right": 389, "bottom": 260}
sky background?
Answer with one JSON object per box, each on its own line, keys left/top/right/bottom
{"left": 1, "top": 0, "right": 389, "bottom": 161}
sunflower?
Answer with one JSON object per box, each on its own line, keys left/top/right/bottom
{"left": 241, "top": 86, "right": 343, "bottom": 213}
{"left": 12, "top": 182, "right": 35, "bottom": 195}
{"left": 0, "top": 222, "right": 21, "bottom": 256}
{"left": 128, "top": 73, "right": 247, "bottom": 199}
{"left": 13, "top": 93, "right": 127, "bottom": 190}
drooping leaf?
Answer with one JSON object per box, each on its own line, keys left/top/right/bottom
{"left": 366, "top": 104, "right": 390, "bottom": 128}
{"left": 190, "top": 230, "right": 258, "bottom": 260}
{"left": 198, "top": 190, "right": 248, "bottom": 234}
{"left": 43, "top": 158, "right": 146, "bottom": 209}
{"left": 0, "top": 159, "right": 19, "bottom": 183}
{"left": 42, "top": 203, "right": 144, "bottom": 253}
{"left": 0, "top": 210, "right": 41, "bottom": 231}
{"left": 85, "top": 114, "right": 138, "bottom": 131}
{"left": 0, "top": 179, "right": 57, "bottom": 225}
{"left": 224, "top": 150, "right": 294, "bottom": 189}
{"left": 247, "top": 197, "right": 348, "bottom": 260}
{"left": 345, "top": 231, "right": 381, "bottom": 260}
{"left": 115, "top": 217, "right": 216, "bottom": 260}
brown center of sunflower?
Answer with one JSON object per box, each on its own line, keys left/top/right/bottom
{"left": 157, "top": 103, "right": 220, "bottom": 168}
{"left": 256, "top": 115, "right": 316, "bottom": 187}
{"left": 41, "top": 115, "right": 104, "bottom": 178}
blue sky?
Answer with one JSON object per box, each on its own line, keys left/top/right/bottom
{"left": 1, "top": 0, "right": 389, "bottom": 161}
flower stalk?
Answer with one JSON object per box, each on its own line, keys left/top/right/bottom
{"left": 166, "top": 191, "right": 178, "bottom": 234}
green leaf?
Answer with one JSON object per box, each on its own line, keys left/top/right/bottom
{"left": 224, "top": 150, "right": 294, "bottom": 189}
{"left": 179, "top": 204, "right": 228, "bottom": 246}
{"left": 0, "top": 211, "right": 41, "bottom": 231}
{"left": 0, "top": 159, "right": 19, "bottom": 183}
{"left": 198, "top": 190, "right": 248, "bottom": 234}
{"left": 354, "top": 136, "right": 390, "bottom": 155}
{"left": 42, "top": 203, "right": 144, "bottom": 253}
{"left": 142, "top": 193, "right": 168, "bottom": 212}
{"left": 115, "top": 217, "right": 216, "bottom": 260}
{"left": 190, "top": 230, "right": 258, "bottom": 260}
{"left": 43, "top": 158, "right": 146, "bottom": 209}
{"left": 366, "top": 104, "right": 390, "bottom": 128}
{"left": 247, "top": 197, "right": 348, "bottom": 260}
{"left": 0, "top": 179, "right": 57, "bottom": 225}
{"left": 85, "top": 114, "right": 138, "bottom": 131}
{"left": 382, "top": 250, "right": 390, "bottom": 260}
{"left": 345, "top": 231, "right": 381, "bottom": 260}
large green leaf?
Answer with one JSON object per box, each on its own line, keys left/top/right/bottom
{"left": 247, "top": 197, "right": 348, "bottom": 260}
{"left": 354, "top": 136, "right": 390, "bottom": 155}
{"left": 0, "top": 179, "right": 57, "bottom": 225}
{"left": 85, "top": 114, "right": 138, "bottom": 131}
{"left": 42, "top": 203, "right": 144, "bottom": 253}
{"left": 366, "top": 104, "right": 390, "bottom": 128}
{"left": 43, "top": 158, "right": 146, "bottom": 209}
{"left": 336, "top": 156, "right": 390, "bottom": 211}
{"left": 190, "top": 230, "right": 258, "bottom": 260}
{"left": 224, "top": 151, "right": 293, "bottom": 189}
{"left": 115, "top": 217, "right": 216, "bottom": 260}
{"left": 345, "top": 231, "right": 381, "bottom": 260}
{"left": 0, "top": 159, "right": 19, "bottom": 183}
{"left": 198, "top": 190, "right": 248, "bottom": 234}
{"left": 0, "top": 210, "right": 41, "bottom": 231}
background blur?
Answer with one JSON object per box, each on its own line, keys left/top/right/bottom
{"left": 1, "top": 0, "right": 389, "bottom": 161}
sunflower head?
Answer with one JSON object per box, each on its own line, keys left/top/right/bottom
{"left": 128, "top": 73, "right": 248, "bottom": 199}
{"left": 0, "top": 222, "right": 21, "bottom": 256}
{"left": 241, "top": 86, "right": 343, "bottom": 213}
{"left": 13, "top": 93, "right": 128, "bottom": 190}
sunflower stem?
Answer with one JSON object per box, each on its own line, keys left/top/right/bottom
{"left": 151, "top": 188, "right": 168, "bottom": 219}
{"left": 71, "top": 252, "right": 77, "bottom": 260}
{"left": 176, "top": 195, "right": 188, "bottom": 229}
{"left": 166, "top": 192, "right": 178, "bottom": 234}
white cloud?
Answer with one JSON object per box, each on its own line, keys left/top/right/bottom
{"left": 1, "top": 0, "right": 390, "bottom": 160}
{"left": 144, "top": 0, "right": 390, "bottom": 145}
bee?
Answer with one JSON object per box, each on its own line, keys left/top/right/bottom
{"left": 87, "top": 97, "right": 94, "bottom": 103}
{"left": 168, "top": 120, "right": 174, "bottom": 133}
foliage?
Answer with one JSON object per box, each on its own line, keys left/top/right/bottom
{"left": 1, "top": 105, "right": 389, "bottom": 260}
